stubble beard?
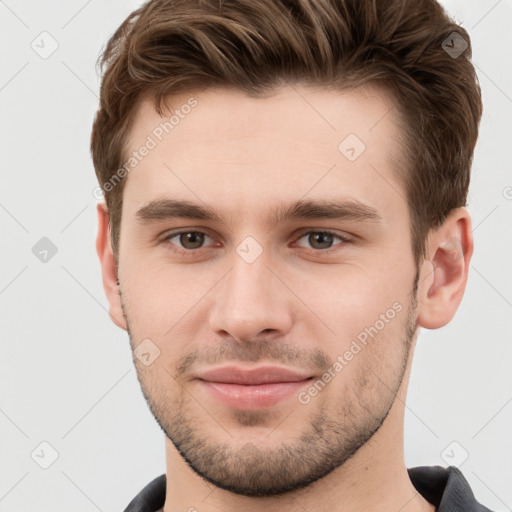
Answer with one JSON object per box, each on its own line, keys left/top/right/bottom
{"left": 123, "top": 272, "right": 419, "bottom": 497}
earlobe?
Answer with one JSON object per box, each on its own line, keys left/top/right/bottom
{"left": 417, "top": 208, "right": 474, "bottom": 330}
{"left": 96, "top": 202, "right": 127, "bottom": 331}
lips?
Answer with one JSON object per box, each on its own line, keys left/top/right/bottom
{"left": 194, "top": 365, "right": 314, "bottom": 410}
{"left": 195, "top": 365, "right": 313, "bottom": 385}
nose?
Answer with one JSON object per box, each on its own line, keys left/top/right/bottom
{"left": 208, "top": 248, "right": 294, "bottom": 343}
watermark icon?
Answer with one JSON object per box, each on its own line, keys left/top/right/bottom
{"left": 238, "top": 441, "right": 262, "bottom": 460}
{"left": 95, "top": 97, "right": 198, "bottom": 198}
{"left": 338, "top": 133, "right": 366, "bottom": 162}
{"left": 32, "top": 237, "right": 58, "bottom": 263}
{"left": 441, "top": 441, "right": 469, "bottom": 468}
{"left": 31, "top": 441, "right": 59, "bottom": 469}
{"left": 134, "top": 338, "right": 161, "bottom": 366}
{"left": 298, "top": 301, "right": 403, "bottom": 405}
{"left": 236, "top": 236, "right": 263, "bottom": 264}
{"left": 503, "top": 186, "right": 512, "bottom": 200}
{"left": 31, "top": 31, "right": 59, "bottom": 59}
{"left": 441, "top": 31, "right": 468, "bottom": 59}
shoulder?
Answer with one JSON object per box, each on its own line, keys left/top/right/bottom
{"left": 122, "top": 474, "right": 166, "bottom": 512}
{"left": 408, "top": 466, "right": 495, "bottom": 512}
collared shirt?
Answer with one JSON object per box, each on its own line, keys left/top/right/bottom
{"left": 123, "top": 466, "right": 494, "bottom": 512}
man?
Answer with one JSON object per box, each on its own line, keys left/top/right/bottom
{"left": 91, "top": 0, "right": 491, "bottom": 511}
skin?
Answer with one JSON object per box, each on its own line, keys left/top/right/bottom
{"left": 97, "top": 83, "right": 473, "bottom": 512}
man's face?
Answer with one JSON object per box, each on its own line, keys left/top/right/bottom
{"left": 116, "top": 84, "right": 420, "bottom": 496}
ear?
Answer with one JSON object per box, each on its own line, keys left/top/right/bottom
{"left": 96, "top": 202, "right": 127, "bottom": 330}
{"left": 416, "top": 207, "right": 474, "bottom": 329}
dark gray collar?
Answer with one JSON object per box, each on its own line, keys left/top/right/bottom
{"left": 123, "top": 466, "right": 494, "bottom": 512}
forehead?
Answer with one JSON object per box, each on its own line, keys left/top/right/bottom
{"left": 127, "top": 83, "right": 400, "bottom": 151}
{"left": 121, "top": 83, "right": 407, "bottom": 226}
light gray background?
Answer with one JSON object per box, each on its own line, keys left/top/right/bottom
{"left": 1, "top": 1, "right": 511, "bottom": 511}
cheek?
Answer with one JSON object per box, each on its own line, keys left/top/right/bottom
{"left": 321, "top": 303, "right": 410, "bottom": 399}
{"left": 311, "top": 269, "right": 412, "bottom": 378}
{"left": 319, "top": 271, "right": 402, "bottom": 335}
{"left": 121, "top": 258, "right": 209, "bottom": 331}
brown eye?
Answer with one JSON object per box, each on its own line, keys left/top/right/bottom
{"left": 295, "top": 231, "right": 349, "bottom": 251}
{"left": 164, "top": 231, "right": 213, "bottom": 251}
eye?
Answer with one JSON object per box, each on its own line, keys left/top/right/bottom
{"left": 161, "top": 229, "right": 352, "bottom": 254}
{"left": 294, "top": 230, "right": 351, "bottom": 251}
{"left": 163, "top": 230, "right": 215, "bottom": 252}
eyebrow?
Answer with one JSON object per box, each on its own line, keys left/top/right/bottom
{"left": 136, "top": 198, "right": 383, "bottom": 227}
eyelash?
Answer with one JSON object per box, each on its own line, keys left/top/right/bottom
{"left": 161, "top": 229, "right": 353, "bottom": 255}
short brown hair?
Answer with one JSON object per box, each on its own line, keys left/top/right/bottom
{"left": 90, "top": 0, "right": 482, "bottom": 267}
